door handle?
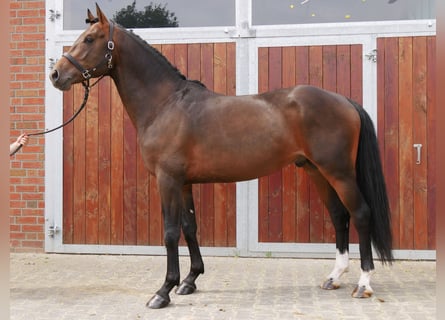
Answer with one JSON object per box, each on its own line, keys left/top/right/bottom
{"left": 413, "top": 144, "right": 422, "bottom": 165}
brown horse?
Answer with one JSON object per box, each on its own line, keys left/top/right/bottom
{"left": 50, "top": 5, "right": 393, "bottom": 309}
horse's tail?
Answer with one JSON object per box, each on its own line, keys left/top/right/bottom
{"left": 348, "top": 98, "right": 394, "bottom": 265}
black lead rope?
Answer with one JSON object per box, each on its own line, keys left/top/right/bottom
{"left": 10, "top": 80, "right": 91, "bottom": 156}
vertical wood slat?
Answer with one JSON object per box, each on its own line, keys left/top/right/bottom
{"left": 267, "top": 47, "right": 283, "bottom": 242}
{"left": 379, "top": 37, "right": 400, "bottom": 249}
{"left": 398, "top": 37, "right": 414, "bottom": 249}
{"left": 110, "top": 80, "right": 124, "bottom": 245}
{"left": 213, "top": 43, "right": 228, "bottom": 246}
{"left": 62, "top": 81, "right": 74, "bottom": 244}
{"left": 85, "top": 85, "right": 99, "bottom": 244}
{"left": 281, "top": 47, "right": 297, "bottom": 243}
{"left": 98, "top": 78, "right": 111, "bottom": 244}
{"left": 294, "top": 46, "right": 310, "bottom": 244}
{"left": 321, "top": 46, "right": 337, "bottom": 243}
{"left": 149, "top": 44, "right": 164, "bottom": 246}
{"left": 72, "top": 83, "right": 86, "bottom": 244}
{"left": 426, "top": 36, "right": 436, "bottom": 250}
{"left": 412, "top": 37, "right": 428, "bottom": 250}
{"left": 257, "top": 47, "right": 269, "bottom": 243}
{"left": 308, "top": 46, "right": 324, "bottom": 244}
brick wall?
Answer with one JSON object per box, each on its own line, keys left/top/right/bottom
{"left": 10, "top": 0, "right": 46, "bottom": 252}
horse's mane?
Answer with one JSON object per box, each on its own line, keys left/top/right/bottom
{"left": 114, "top": 22, "right": 206, "bottom": 88}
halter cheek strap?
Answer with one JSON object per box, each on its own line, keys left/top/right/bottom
{"left": 63, "top": 21, "right": 115, "bottom": 80}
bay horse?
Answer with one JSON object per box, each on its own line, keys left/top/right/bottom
{"left": 50, "top": 4, "right": 393, "bottom": 309}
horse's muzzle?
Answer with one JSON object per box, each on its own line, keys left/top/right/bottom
{"left": 50, "top": 69, "right": 72, "bottom": 91}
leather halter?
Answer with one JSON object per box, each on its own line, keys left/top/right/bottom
{"left": 62, "top": 21, "right": 115, "bottom": 80}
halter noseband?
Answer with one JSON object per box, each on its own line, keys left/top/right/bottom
{"left": 62, "top": 20, "right": 115, "bottom": 81}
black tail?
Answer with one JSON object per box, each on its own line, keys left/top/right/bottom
{"left": 348, "top": 98, "right": 394, "bottom": 264}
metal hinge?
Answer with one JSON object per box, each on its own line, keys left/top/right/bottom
{"left": 48, "top": 225, "right": 60, "bottom": 237}
{"left": 48, "top": 9, "right": 61, "bottom": 22}
{"left": 48, "top": 57, "right": 57, "bottom": 70}
{"left": 365, "top": 49, "right": 377, "bottom": 63}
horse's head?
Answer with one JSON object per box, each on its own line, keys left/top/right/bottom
{"left": 50, "top": 4, "right": 115, "bottom": 90}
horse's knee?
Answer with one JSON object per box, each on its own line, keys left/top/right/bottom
{"left": 164, "top": 228, "right": 181, "bottom": 247}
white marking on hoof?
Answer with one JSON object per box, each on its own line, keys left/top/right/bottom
{"left": 189, "top": 209, "right": 194, "bottom": 214}
{"left": 322, "top": 250, "right": 349, "bottom": 289}
{"left": 353, "top": 269, "right": 374, "bottom": 298}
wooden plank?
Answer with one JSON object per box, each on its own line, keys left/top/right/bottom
{"left": 213, "top": 42, "right": 227, "bottom": 95}
{"left": 322, "top": 45, "right": 337, "bottom": 243}
{"left": 72, "top": 83, "right": 86, "bottom": 244}
{"left": 223, "top": 43, "right": 236, "bottom": 246}
{"left": 412, "top": 37, "right": 428, "bottom": 250}
{"left": 350, "top": 44, "right": 362, "bottom": 244}
{"left": 161, "top": 44, "right": 175, "bottom": 66}
{"left": 213, "top": 43, "right": 228, "bottom": 246}
{"left": 136, "top": 144, "right": 150, "bottom": 245}
{"left": 200, "top": 43, "right": 214, "bottom": 89}
{"left": 200, "top": 184, "right": 215, "bottom": 246}
{"left": 85, "top": 82, "right": 99, "bottom": 244}
{"left": 258, "top": 47, "right": 269, "bottom": 242}
{"left": 267, "top": 47, "right": 283, "bottom": 242}
{"left": 336, "top": 45, "right": 351, "bottom": 97}
{"left": 308, "top": 46, "right": 324, "bottom": 243}
{"left": 426, "top": 36, "right": 436, "bottom": 250}
{"left": 350, "top": 44, "right": 363, "bottom": 105}
{"left": 226, "top": 182, "right": 237, "bottom": 247}
{"left": 63, "top": 83, "right": 74, "bottom": 244}
{"left": 282, "top": 47, "right": 296, "bottom": 242}
{"left": 174, "top": 43, "right": 188, "bottom": 75}
{"left": 214, "top": 183, "right": 228, "bottom": 246}
{"left": 398, "top": 37, "right": 414, "bottom": 249}
{"left": 123, "top": 110, "right": 137, "bottom": 245}
{"left": 149, "top": 173, "right": 163, "bottom": 246}
{"left": 322, "top": 45, "right": 337, "bottom": 92}
{"left": 187, "top": 43, "right": 201, "bottom": 81}
{"left": 226, "top": 42, "right": 237, "bottom": 96}
{"left": 98, "top": 78, "right": 111, "bottom": 244}
{"left": 110, "top": 83, "right": 124, "bottom": 245}
{"left": 381, "top": 37, "right": 400, "bottom": 249}
{"left": 294, "top": 46, "right": 310, "bottom": 243}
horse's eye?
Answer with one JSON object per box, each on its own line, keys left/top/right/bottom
{"left": 84, "top": 36, "right": 94, "bottom": 44}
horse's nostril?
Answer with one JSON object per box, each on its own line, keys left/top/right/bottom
{"left": 51, "top": 69, "right": 59, "bottom": 82}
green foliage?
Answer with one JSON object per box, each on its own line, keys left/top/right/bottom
{"left": 113, "top": 1, "right": 179, "bottom": 28}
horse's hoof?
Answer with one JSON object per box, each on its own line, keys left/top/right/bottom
{"left": 175, "top": 281, "right": 196, "bottom": 295}
{"left": 352, "top": 285, "right": 373, "bottom": 298}
{"left": 146, "top": 294, "right": 170, "bottom": 309}
{"left": 321, "top": 278, "right": 340, "bottom": 290}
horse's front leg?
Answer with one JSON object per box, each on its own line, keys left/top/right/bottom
{"left": 176, "top": 184, "right": 204, "bottom": 295}
{"left": 147, "top": 174, "right": 183, "bottom": 309}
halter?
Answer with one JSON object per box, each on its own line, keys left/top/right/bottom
{"left": 10, "top": 21, "right": 116, "bottom": 156}
{"left": 62, "top": 20, "right": 115, "bottom": 81}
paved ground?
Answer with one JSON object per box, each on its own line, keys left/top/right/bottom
{"left": 10, "top": 253, "right": 435, "bottom": 320}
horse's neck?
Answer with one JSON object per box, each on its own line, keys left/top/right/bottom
{"left": 110, "top": 31, "right": 183, "bottom": 130}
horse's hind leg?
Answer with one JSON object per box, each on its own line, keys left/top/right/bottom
{"left": 326, "top": 175, "right": 375, "bottom": 298}
{"left": 302, "top": 164, "right": 350, "bottom": 290}
{"left": 176, "top": 184, "right": 205, "bottom": 295}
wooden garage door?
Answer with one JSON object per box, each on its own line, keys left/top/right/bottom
{"left": 62, "top": 43, "right": 237, "bottom": 247}
{"left": 257, "top": 44, "right": 363, "bottom": 244}
{"left": 377, "top": 36, "right": 436, "bottom": 250}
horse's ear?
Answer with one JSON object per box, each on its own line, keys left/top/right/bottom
{"left": 86, "top": 9, "right": 96, "bottom": 25}
{"left": 95, "top": 3, "right": 109, "bottom": 24}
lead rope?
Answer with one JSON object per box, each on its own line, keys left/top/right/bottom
{"left": 10, "top": 80, "right": 92, "bottom": 156}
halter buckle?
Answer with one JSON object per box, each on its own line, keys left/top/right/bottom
{"left": 108, "top": 40, "right": 115, "bottom": 51}
{"left": 82, "top": 69, "right": 92, "bottom": 79}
